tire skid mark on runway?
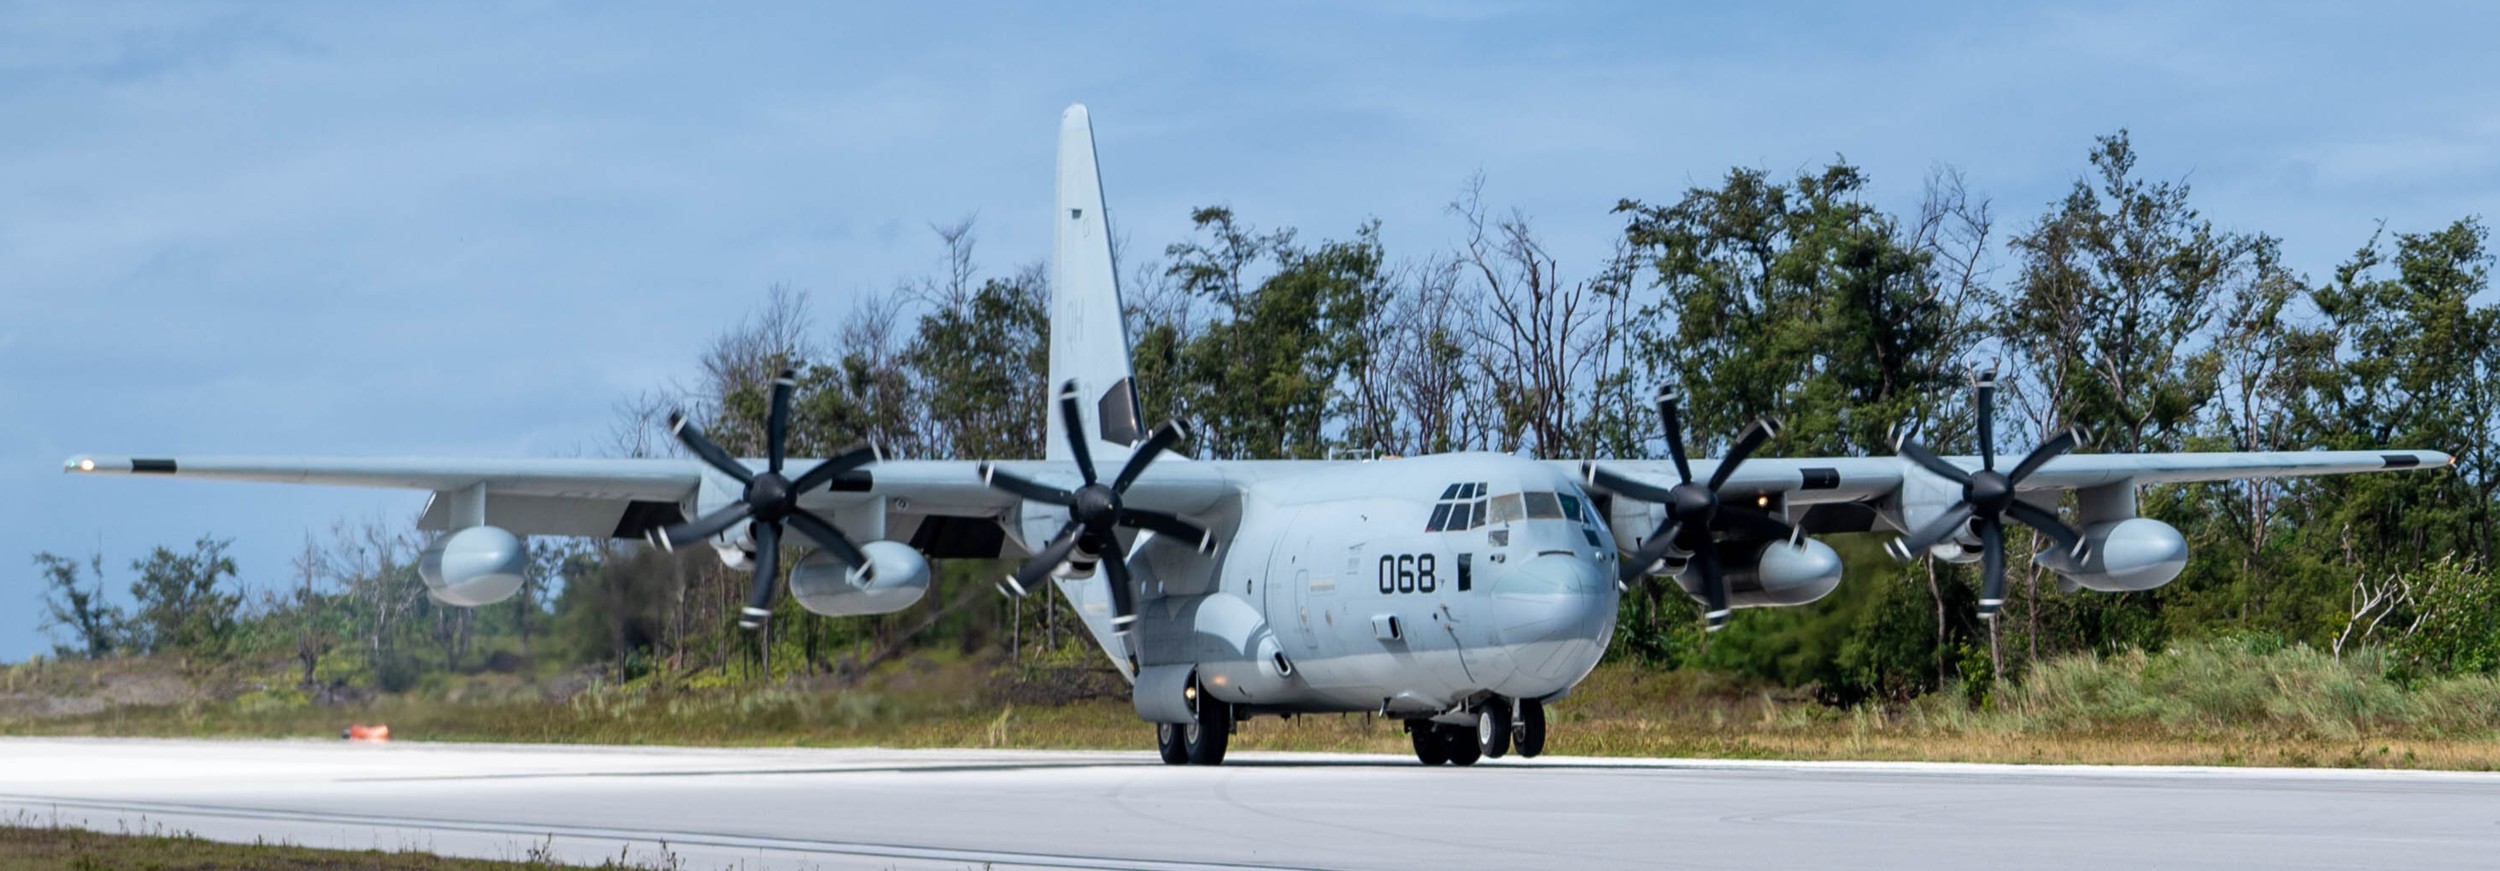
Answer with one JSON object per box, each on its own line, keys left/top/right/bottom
{"left": 1202, "top": 768, "right": 1646, "bottom": 867}
{"left": 1099, "top": 768, "right": 1279, "bottom": 855}
{"left": 0, "top": 795, "right": 1328, "bottom": 871}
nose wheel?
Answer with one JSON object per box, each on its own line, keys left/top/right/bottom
{"left": 1515, "top": 698, "right": 1547, "bottom": 758}
{"left": 1477, "top": 700, "right": 1514, "bottom": 759}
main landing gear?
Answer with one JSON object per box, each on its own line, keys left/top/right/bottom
{"left": 1410, "top": 697, "right": 1548, "bottom": 766}
{"left": 1157, "top": 688, "right": 1232, "bottom": 766}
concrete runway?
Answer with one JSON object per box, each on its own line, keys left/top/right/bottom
{"left": 1, "top": 738, "right": 2495, "bottom": 870}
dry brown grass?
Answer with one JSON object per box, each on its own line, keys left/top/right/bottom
{"left": 8, "top": 641, "right": 2500, "bottom": 771}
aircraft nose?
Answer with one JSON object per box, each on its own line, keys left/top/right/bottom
{"left": 1489, "top": 553, "right": 1611, "bottom": 646}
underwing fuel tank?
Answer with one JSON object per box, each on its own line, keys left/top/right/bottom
{"left": 789, "top": 541, "right": 931, "bottom": 616}
{"left": 2040, "top": 518, "right": 2189, "bottom": 592}
{"left": 419, "top": 526, "right": 527, "bottom": 606}
{"left": 1674, "top": 538, "right": 1844, "bottom": 608}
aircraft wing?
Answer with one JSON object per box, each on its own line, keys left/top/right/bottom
{"left": 60, "top": 453, "right": 1251, "bottom": 550}
{"left": 1573, "top": 448, "right": 2452, "bottom": 541}
{"left": 1577, "top": 449, "right": 2449, "bottom": 501}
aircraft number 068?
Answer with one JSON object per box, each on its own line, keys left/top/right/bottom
{"left": 1377, "top": 553, "right": 1438, "bottom": 594}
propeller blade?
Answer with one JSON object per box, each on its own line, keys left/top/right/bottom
{"left": 1057, "top": 382, "right": 1097, "bottom": 485}
{"left": 740, "top": 520, "right": 781, "bottom": 629}
{"left": 1894, "top": 438, "right": 1974, "bottom": 486}
{"left": 1978, "top": 518, "right": 2006, "bottom": 618}
{"left": 669, "top": 412, "right": 755, "bottom": 485}
{"left": 787, "top": 442, "right": 882, "bottom": 495}
{"left": 2004, "top": 499, "right": 2091, "bottom": 562}
{"left": 1975, "top": 371, "right": 1998, "bottom": 470}
{"left": 1887, "top": 502, "right": 1977, "bottom": 561}
{"left": 1714, "top": 505, "right": 1795, "bottom": 542}
{"left": 784, "top": 509, "right": 868, "bottom": 572}
{"left": 1117, "top": 507, "right": 1216, "bottom": 553}
{"left": 1002, "top": 522, "right": 1082, "bottom": 598}
{"left": 1109, "top": 421, "right": 1188, "bottom": 494}
{"left": 651, "top": 502, "right": 753, "bottom": 551}
{"left": 1655, "top": 385, "right": 1694, "bottom": 484}
{"left": 982, "top": 464, "right": 1079, "bottom": 505}
{"left": 1100, "top": 545, "right": 1138, "bottom": 633}
{"left": 1618, "top": 521, "right": 1685, "bottom": 584}
{"left": 767, "top": 369, "right": 795, "bottom": 473}
{"left": 2006, "top": 427, "right": 2088, "bottom": 485}
{"left": 1586, "top": 464, "right": 1677, "bottom": 504}
{"left": 1696, "top": 546, "right": 1730, "bottom": 632}
{"left": 1706, "top": 418, "right": 1782, "bottom": 491}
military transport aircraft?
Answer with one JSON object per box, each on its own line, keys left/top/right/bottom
{"left": 65, "top": 105, "right": 2449, "bottom": 767}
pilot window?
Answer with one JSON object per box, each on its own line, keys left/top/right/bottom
{"left": 1426, "top": 482, "right": 1497, "bottom": 532}
{"left": 1488, "top": 493, "right": 1526, "bottom": 524}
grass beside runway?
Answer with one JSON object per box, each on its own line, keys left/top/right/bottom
{"left": 4, "top": 640, "right": 2499, "bottom": 770}
{"left": 0, "top": 818, "right": 674, "bottom": 870}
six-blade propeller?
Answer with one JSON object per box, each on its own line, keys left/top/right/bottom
{"left": 1584, "top": 385, "right": 1794, "bottom": 632}
{"left": 980, "top": 381, "right": 1213, "bottom": 635}
{"left": 1883, "top": 368, "right": 2091, "bottom": 620}
{"left": 650, "top": 369, "right": 882, "bottom": 629}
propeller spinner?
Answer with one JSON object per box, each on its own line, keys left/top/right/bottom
{"left": 1584, "top": 384, "right": 1794, "bottom": 632}
{"left": 649, "top": 369, "right": 882, "bottom": 629}
{"left": 1883, "top": 368, "right": 2092, "bottom": 620}
{"left": 980, "top": 381, "right": 1214, "bottom": 634}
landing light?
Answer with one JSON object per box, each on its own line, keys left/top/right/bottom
{"left": 76, "top": 459, "right": 94, "bottom": 472}
{"left": 1756, "top": 494, "right": 1770, "bottom": 508}
{"left": 1183, "top": 685, "right": 1198, "bottom": 701}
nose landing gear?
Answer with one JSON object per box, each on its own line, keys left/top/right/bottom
{"left": 1477, "top": 700, "right": 1513, "bottom": 759}
{"left": 1515, "top": 697, "right": 1547, "bottom": 758}
{"left": 1411, "top": 696, "right": 1552, "bottom": 766}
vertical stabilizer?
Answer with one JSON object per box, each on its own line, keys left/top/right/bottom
{"left": 1049, "top": 104, "right": 1144, "bottom": 463}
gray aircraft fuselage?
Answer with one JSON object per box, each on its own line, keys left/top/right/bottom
{"left": 1121, "top": 452, "right": 1619, "bottom": 720}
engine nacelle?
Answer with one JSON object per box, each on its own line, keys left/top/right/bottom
{"left": 418, "top": 526, "right": 527, "bottom": 607}
{"left": 1677, "top": 538, "right": 1844, "bottom": 609}
{"left": 789, "top": 540, "right": 930, "bottom": 616}
{"left": 2042, "top": 518, "right": 2188, "bottom": 592}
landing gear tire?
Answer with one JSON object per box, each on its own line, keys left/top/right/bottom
{"left": 1440, "top": 723, "right": 1482, "bottom": 766}
{"left": 1184, "top": 697, "right": 1231, "bottom": 765}
{"left": 1515, "top": 698, "right": 1547, "bottom": 758}
{"left": 1156, "top": 723, "right": 1189, "bottom": 765}
{"left": 1478, "top": 701, "right": 1513, "bottom": 759}
{"left": 1409, "top": 721, "right": 1449, "bottom": 765}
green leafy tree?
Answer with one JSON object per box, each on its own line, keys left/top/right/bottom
{"left": 907, "top": 268, "right": 1048, "bottom": 460}
{"left": 35, "top": 551, "right": 125, "bottom": 660}
{"left": 126, "top": 536, "right": 241, "bottom": 658}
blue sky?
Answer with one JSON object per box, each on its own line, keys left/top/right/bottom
{"left": 4, "top": 2, "right": 2495, "bottom": 660}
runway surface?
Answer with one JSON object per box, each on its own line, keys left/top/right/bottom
{"left": 1, "top": 738, "right": 2495, "bottom": 870}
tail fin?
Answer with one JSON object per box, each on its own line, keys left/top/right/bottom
{"left": 1047, "top": 103, "right": 1145, "bottom": 461}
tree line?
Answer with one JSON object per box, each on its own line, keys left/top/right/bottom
{"left": 33, "top": 130, "right": 2498, "bottom": 706}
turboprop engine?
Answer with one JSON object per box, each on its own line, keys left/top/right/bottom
{"left": 419, "top": 526, "right": 527, "bottom": 606}
{"left": 2039, "top": 518, "right": 2188, "bottom": 592}
{"left": 789, "top": 541, "right": 931, "bottom": 616}
{"left": 1674, "top": 538, "right": 1844, "bottom": 608}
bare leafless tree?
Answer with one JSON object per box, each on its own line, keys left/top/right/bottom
{"left": 1452, "top": 174, "right": 1633, "bottom": 457}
